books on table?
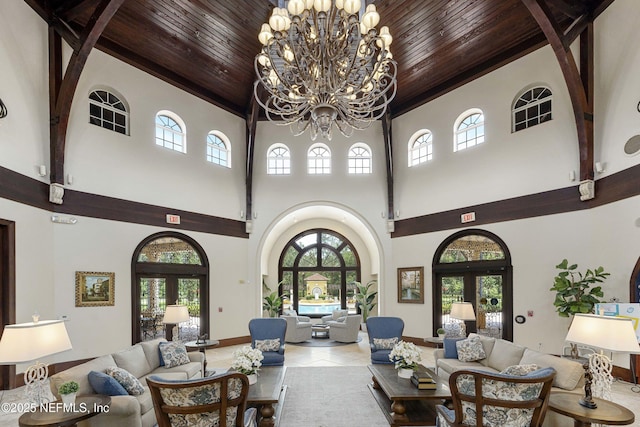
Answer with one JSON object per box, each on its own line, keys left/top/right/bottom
{"left": 411, "top": 370, "right": 437, "bottom": 389}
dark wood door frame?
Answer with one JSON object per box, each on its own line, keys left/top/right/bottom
{"left": 0, "top": 219, "right": 16, "bottom": 389}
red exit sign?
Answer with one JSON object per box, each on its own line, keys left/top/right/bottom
{"left": 461, "top": 212, "right": 476, "bottom": 223}
{"left": 166, "top": 214, "right": 181, "bottom": 224}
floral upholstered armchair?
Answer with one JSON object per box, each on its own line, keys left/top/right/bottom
{"left": 146, "top": 372, "right": 256, "bottom": 427}
{"left": 435, "top": 367, "right": 556, "bottom": 427}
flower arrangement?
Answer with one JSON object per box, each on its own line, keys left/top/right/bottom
{"left": 230, "top": 346, "right": 264, "bottom": 375}
{"left": 389, "top": 341, "right": 422, "bottom": 370}
{"left": 58, "top": 380, "right": 79, "bottom": 395}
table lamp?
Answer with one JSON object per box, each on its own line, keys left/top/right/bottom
{"left": 163, "top": 304, "right": 189, "bottom": 341}
{"left": 565, "top": 313, "right": 640, "bottom": 408}
{"left": 450, "top": 302, "right": 476, "bottom": 337}
{"left": 0, "top": 317, "right": 72, "bottom": 406}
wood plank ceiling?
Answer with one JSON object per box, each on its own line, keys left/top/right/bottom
{"left": 25, "top": 0, "right": 613, "bottom": 120}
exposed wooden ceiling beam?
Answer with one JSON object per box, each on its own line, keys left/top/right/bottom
{"left": 522, "top": 0, "right": 594, "bottom": 198}
{"left": 49, "top": 0, "right": 125, "bottom": 198}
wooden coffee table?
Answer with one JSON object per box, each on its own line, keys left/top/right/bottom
{"left": 368, "top": 364, "right": 450, "bottom": 426}
{"left": 548, "top": 391, "right": 635, "bottom": 427}
{"left": 247, "top": 366, "right": 287, "bottom": 427}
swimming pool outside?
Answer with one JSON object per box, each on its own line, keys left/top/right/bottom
{"left": 297, "top": 302, "right": 341, "bottom": 314}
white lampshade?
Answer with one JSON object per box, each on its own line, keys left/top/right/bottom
{"left": 450, "top": 302, "right": 476, "bottom": 321}
{"left": 0, "top": 319, "right": 72, "bottom": 363}
{"left": 163, "top": 305, "right": 190, "bottom": 324}
{"left": 565, "top": 313, "right": 640, "bottom": 354}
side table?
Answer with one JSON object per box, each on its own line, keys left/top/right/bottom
{"left": 184, "top": 339, "right": 220, "bottom": 376}
{"left": 548, "top": 391, "right": 635, "bottom": 427}
{"left": 19, "top": 395, "right": 111, "bottom": 427}
{"left": 424, "top": 336, "right": 444, "bottom": 348}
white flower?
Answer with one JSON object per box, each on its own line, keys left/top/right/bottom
{"left": 389, "top": 341, "right": 421, "bottom": 370}
{"left": 231, "top": 346, "right": 264, "bottom": 375}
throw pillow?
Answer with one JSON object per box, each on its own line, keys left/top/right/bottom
{"left": 501, "top": 364, "right": 540, "bottom": 376}
{"left": 255, "top": 338, "right": 280, "bottom": 352}
{"left": 88, "top": 370, "right": 128, "bottom": 396}
{"left": 443, "top": 337, "right": 465, "bottom": 359}
{"left": 104, "top": 367, "right": 145, "bottom": 396}
{"left": 456, "top": 336, "right": 487, "bottom": 362}
{"left": 158, "top": 341, "right": 191, "bottom": 368}
{"left": 373, "top": 337, "right": 398, "bottom": 350}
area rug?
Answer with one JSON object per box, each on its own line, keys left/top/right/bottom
{"left": 289, "top": 336, "right": 362, "bottom": 347}
{"left": 279, "top": 366, "right": 388, "bottom": 427}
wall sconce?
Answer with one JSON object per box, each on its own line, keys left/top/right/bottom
{"left": 595, "top": 162, "right": 605, "bottom": 173}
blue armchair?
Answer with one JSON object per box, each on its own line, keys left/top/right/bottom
{"left": 366, "top": 317, "right": 404, "bottom": 364}
{"left": 248, "top": 318, "right": 286, "bottom": 366}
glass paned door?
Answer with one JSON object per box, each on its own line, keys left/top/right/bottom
{"left": 140, "top": 278, "right": 166, "bottom": 340}
{"left": 177, "top": 278, "right": 201, "bottom": 341}
{"left": 475, "top": 274, "right": 504, "bottom": 338}
{"left": 439, "top": 275, "right": 464, "bottom": 330}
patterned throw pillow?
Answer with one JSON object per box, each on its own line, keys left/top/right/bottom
{"left": 255, "top": 338, "right": 280, "bottom": 352}
{"left": 373, "top": 337, "right": 398, "bottom": 350}
{"left": 159, "top": 341, "right": 191, "bottom": 368}
{"left": 105, "top": 367, "right": 145, "bottom": 396}
{"left": 456, "top": 336, "right": 487, "bottom": 362}
{"left": 501, "top": 364, "right": 540, "bottom": 376}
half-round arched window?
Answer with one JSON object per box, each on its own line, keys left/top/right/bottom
{"left": 454, "top": 109, "right": 484, "bottom": 152}
{"left": 89, "top": 88, "right": 129, "bottom": 135}
{"left": 155, "top": 110, "right": 186, "bottom": 153}
{"left": 308, "top": 143, "right": 331, "bottom": 174}
{"left": 512, "top": 86, "right": 552, "bottom": 132}
{"left": 432, "top": 229, "right": 513, "bottom": 341}
{"left": 408, "top": 129, "right": 433, "bottom": 166}
{"left": 206, "top": 130, "right": 231, "bottom": 167}
{"left": 267, "top": 143, "right": 291, "bottom": 175}
{"left": 348, "top": 143, "right": 372, "bottom": 174}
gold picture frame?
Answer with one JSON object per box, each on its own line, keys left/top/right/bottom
{"left": 397, "top": 267, "right": 424, "bottom": 304}
{"left": 75, "top": 271, "right": 115, "bottom": 307}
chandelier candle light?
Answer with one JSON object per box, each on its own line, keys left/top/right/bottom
{"left": 254, "top": 0, "right": 397, "bottom": 140}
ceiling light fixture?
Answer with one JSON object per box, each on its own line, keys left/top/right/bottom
{"left": 254, "top": 0, "right": 397, "bottom": 141}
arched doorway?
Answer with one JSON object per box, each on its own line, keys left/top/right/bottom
{"left": 278, "top": 228, "right": 361, "bottom": 317}
{"left": 432, "top": 229, "right": 513, "bottom": 341}
{"left": 131, "top": 232, "right": 209, "bottom": 344}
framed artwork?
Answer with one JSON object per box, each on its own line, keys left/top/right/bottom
{"left": 75, "top": 271, "right": 115, "bottom": 307}
{"left": 397, "top": 267, "right": 424, "bottom": 304}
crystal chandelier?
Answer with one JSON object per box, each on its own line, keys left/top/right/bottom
{"left": 254, "top": 0, "right": 397, "bottom": 140}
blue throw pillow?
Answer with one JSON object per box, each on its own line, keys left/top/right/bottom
{"left": 88, "top": 370, "right": 128, "bottom": 396}
{"left": 443, "top": 337, "right": 465, "bottom": 359}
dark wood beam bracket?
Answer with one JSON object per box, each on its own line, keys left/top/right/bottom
{"left": 48, "top": 0, "right": 125, "bottom": 204}
{"left": 522, "top": 0, "right": 595, "bottom": 200}
{"left": 381, "top": 109, "right": 395, "bottom": 233}
{"left": 245, "top": 94, "right": 259, "bottom": 234}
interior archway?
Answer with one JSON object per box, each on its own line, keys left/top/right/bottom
{"left": 257, "top": 204, "right": 382, "bottom": 316}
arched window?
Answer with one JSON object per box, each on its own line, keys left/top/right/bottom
{"left": 206, "top": 131, "right": 231, "bottom": 167}
{"left": 454, "top": 109, "right": 484, "bottom": 152}
{"left": 131, "top": 232, "right": 209, "bottom": 344}
{"left": 432, "top": 229, "right": 513, "bottom": 341}
{"left": 89, "top": 89, "right": 129, "bottom": 135}
{"left": 267, "top": 143, "right": 291, "bottom": 175}
{"left": 155, "top": 111, "right": 186, "bottom": 153}
{"left": 348, "top": 143, "right": 372, "bottom": 174}
{"left": 408, "top": 130, "right": 433, "bottom": 166}
{"left": 512, "top": 86, "right": 552, "bottom": 132}
{"left": 278, "top": 229, "right": 361, "bottom": 317}
{"left": 308, "top": 143, "right": 331, "bottom": 174}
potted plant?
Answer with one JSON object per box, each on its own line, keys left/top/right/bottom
{"left": 550, "top": 259, "right": 609, "bottom": 358}
{"left": 353, "top": 280, "right": 378, "bottom": 331}
{"left": 59, "top": 380, "right": 79, "bottom": 405}
{"left": 389, "top": 341, "right": 422, "bottom": 378}
{"left": 436, "top": 327, "right": 446, "bottom": 338}
{"left": 230, "top": 346, "right": 264, "bottom": 384}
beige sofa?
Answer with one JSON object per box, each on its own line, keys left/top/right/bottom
{"left": 49, "top": 338, "right": 204, "bottom": 427}
{"left": 434, "top": 333, "right": 584, "bottom": 427}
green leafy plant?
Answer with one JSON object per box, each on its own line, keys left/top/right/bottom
{"left": 436, "top": 327, "right": 445, "bottom": 336}
{"left": 353, "top": 280, "right": 378, "bottom": 322}
{"left": 550, "top": 259, "right": 608, "bottom": 317}
{"left": 59, "top": 380, "right": 79, "bottom": 395}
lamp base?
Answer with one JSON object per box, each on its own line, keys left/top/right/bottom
{"left": 24, "top": 361, "right": 49, "bottom": 407}
{"left": 579, "top": 397, "right": 598, "bottom": 409}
